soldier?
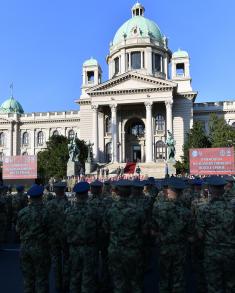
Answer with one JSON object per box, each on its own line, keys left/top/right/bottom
{"left": 103, "top": 179, "right": 147, "bottom": 293}
{"left": 196, "top": 176, "right": 235, "bottom": 293}
{"left": 12, "top": 185, "right": 28, "bottom": 226}
{"left": 46, "top": 182, "right": 70, "bottom": 293}
{"left": 223, "top": 175, "right": 235, "bottom": 202}
{"left": 43, "top": 184, "right": 54, "bottom": 202}
{"left": 0, "top": 185, "right": 7, "bottom": 244}
{"left": 152, "top": 178, "right": 193, "bottom": 293}
{"left": 64, "top": 181, "right": 100, "bottom": 293}
{"left": 16, "top": 184, "right": 50, "bottom": 293}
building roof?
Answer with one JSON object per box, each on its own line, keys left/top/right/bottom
{"left": 112, "top": 5, "right": 163, "bottom": 46}
{"left": 0, "top": 96, "right": 24, "bottom": 114}
{"left": 83, "top": 58, "right": 99, "bottom": 67}
{"left": 172, "top": 49, "right": 189, "bottom": 58}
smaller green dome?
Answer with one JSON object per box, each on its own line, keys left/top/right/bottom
{"left": 83, "top": 58, "right": 99, "bottom": 67}
{"left": 0, "top": 97, "right": 24, "bottom": 114}
{"left": 172, "top": 49, "right": 189, "bottom": 58}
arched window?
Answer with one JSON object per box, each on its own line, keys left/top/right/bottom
{"left": 68, "top": 129, "right": 75, "bottom": 140}
{"left": 156, "top": 140, "right": 166, "bottom": 160}
{"left": 22, "top": 132, "right": 29, "bottom": 146}
{"left": 0, "top": 152, "right": 4, "bottom": 162}
{"left": 37, "top": 131, "right": 44, "bottom": 146}
{"left": 0, "top": 133, "right": 5, "bottom": 147}
{"left": 22, "top": 151, "right": 28, "bottom": 156}
{"left": 156, "top": 114, "right": 165, "bottom": 131}
{"left": 105, "top": 142, "right": 112, "bottom": 163}
{"left": 129, "top": 121, "right": 145, "bottom": 136}
{"left": 105, "top": 117, "right": 111, "bottom": 134}
{"left": 52, "top": 130, "right": 59, "bottom": 136}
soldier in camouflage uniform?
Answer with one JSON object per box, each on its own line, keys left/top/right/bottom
{"left": 12, "top": 185, "right": 28, "bottom": 226}
{"left": 103, "top": 180, "right": 147, "bottom": 293}
{"left": 196, "top": 176, "right": 235, "bottom": 293}
{"left": 16, "top": 184, "right": 50, "bottom": 293}
{"left": 65, "top": 181, "right": 100, "bottom": 293}
{"left": 152, "top": 178, "right": 193, "bottom": 293}
{"left": 223, "top": 175, "right": 235, "bottom": 202}
{"left": 46, "top": 182, "right": 70, "bottom": 293}
{"left": 0, "top": 185, "right": 7, "bottom": 244}
{"left": 43, "top": 185, "right": 54, "bottom": 202}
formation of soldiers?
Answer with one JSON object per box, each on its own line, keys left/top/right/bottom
{"left": 0, "top": 174, "right": 234, "bottom": 293}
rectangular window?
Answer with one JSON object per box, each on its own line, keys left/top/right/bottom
{"left": 87, "top": 71, "right": 94, "bottom": 83}
{"left": 152, "top": 53, "right": 161, "bottom": 72}
{"left": 114, "top": 57, "right": 119, "bottom": 75}
{"left": 176, "top": 63, "right": 185, "bottom": 76}
{"left": 131, "top": 52, "right": 141, "bottom": 69}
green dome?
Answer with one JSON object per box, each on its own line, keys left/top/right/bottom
{"left": 172, "top": 49, "right": 189, "bottom": 58}
{"left": 0, "top": 97, "right": 24, "bottom": 114}
{"left": 113, "top": 15, "right": 164, "bottom": 46}
{"left": 83, "top": 58, "right": 98, "bottom": 67}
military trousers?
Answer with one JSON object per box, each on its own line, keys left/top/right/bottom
{"left": 69, "top": 245, "right": 98, "bottom": 293}
{"left": 20, "top": 244, "right": 50, "bottom": 293}
{"left": 159, "top": 244, "right": 186, "bottom": 293}
{"left": 204, "top": 246, "right": 235, "bottom": 293}
{"left": 108, "top": 247, "right": 144, "bottom": 293}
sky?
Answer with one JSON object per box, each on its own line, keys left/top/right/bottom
{"left": 0, "top": 0, "right": 234, "bottom": 113}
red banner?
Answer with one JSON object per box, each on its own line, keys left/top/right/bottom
{"left": 190, "top": 147, "right": 235, "bottom": 175}
{"left": 3, "top": 155, "right": 37, "bottom": 179}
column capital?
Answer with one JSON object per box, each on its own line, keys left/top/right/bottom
{"left": 91, "top": 104, "right": 98, "bottom": 111}
{"left": 165, "top": 100, "right": 173, "bottom": 108}
{"left": 110, "top": 103, "right": 117, "bottom": 112}
{"left": 144, "top": 101, "right": 153, "bottom": 109}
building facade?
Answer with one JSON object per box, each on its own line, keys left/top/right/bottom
{"left": 0, "top": 3, "right": 234, "bottom": 165}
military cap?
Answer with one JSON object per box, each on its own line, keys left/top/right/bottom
{"left": 161, "top": 178, "right": 170, "bottom": 187}
{"left": 16, "top": 185, "right": 25, "bottom": 192}
{"left": 104, "top": 180, "right": 111, "bottom": 185}
{"left": 116, "top": 179, "right": 132, "bottom": 187}
{"left": 132, "top": 180, "right": 145, "bottom": 188}
{"left": 205, "top": 176, "right": 227, "bottom": 186}
{"left": 168, "top": 178, "right": 187, "bottom": 190}
{"left": 191, "top": 179, "right": 203, "bottom": 186}
{"left": 0, "top": 185, "right": 5, "bottom": 190}
{"left": 142, "top": 180, "right": 151, "bottom": 186}
{"left": 53, "top": 182, "right": 67, "bottom": 189}
{"left": 73, "top": 182, "right": 90, "bottom": 193}
{"left": 27, "top": 184, "right": 44, "bottom": 197}
{"left": 90, "top": 180, "right": 103, "bottom": 187}
{"left": 223, "top": 175, "right": 235, "bottom": 182}
{"left": 148, "top": 177, "right": 155, "bottom": 184}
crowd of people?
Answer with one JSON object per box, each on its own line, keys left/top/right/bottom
{"left": 0, "top": 174, "right": 234, "bottom": 293}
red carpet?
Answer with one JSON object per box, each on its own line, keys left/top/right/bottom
{"left": 124, "top": 162, "right": 136, "bottom": 174}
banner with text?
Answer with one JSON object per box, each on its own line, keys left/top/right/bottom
{"left": 189, "top": 147, "right": 235, "bottom": 175}
{"left": 3, "top": 155, "right": 37, "bottom": 179}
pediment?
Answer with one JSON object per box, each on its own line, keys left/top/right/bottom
{"left": 87, "top": 72, "right": 177, "bottom": 96}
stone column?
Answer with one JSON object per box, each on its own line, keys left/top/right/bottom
{"left": 165, "top": 101, "right": 173, "bottom": 133}
{"left": 145, "top": 101, "right": 153, "bottom": 163}
{"left": 9, "top": 122, "right": 13, "bottom": 156}
{"left": 111, "top": 104, "right": 117, "bottom": 163}
{"left": 92, "top": 105, "right": 99, "bottom": 161}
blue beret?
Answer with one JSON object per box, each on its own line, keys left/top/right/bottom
{"left": 116, "top": 180, "right": 132, "bottom": 187}
{"left": 148, "top": 177, "right": 155, "bottom": 184}
{"left": 27, "top": 184, "right": 44, "bottom": 197}
{"left": 90, "top": 180, "right": 103, "bottom": 187}
{"left": 0, "top": 185, "right": 5, "bottom": 190}
{"left": 168, "top": 178, "right": 187, "bottom": 190}
{"left": 16, "top": 185, "right": 25, "bottom": 192}
{"left": 73, "top": 182, "right": 90, "bottom": 193}
{"left": 54, "top": 182, "right": 67, "bottom": 188}
{"left": 132, "top": 180, "right": 145, "bottom": 188}
{"left": 223, "top": 175, "right": 235, "bottom": 182}
{"left": 191, "top": 179, "right": 203, "bottom": 186}
{"left": 205, "top": 176, "right": 227, "bottom": 186}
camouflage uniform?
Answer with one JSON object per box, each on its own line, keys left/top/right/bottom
{"left": 12, "top": 191, "right": 28, "bottom": 225}
{"left": 0, "top": 190, "right": 7, "bottom": 244}
{"left": 16, "top": 201, "right": 50, "bottom": 293}
{"left": 196, "top": 196, "right": 235, "bottom": 293}
{"left": 65, "top": 198, "right": 100, "bottom": 293}
{"left": 47, "top": 196, "right": 70, "bottom": 292}
{"left": 152, "top": 197, "right": 193, "bottom": 293}
{"left": 103, "top": 195, "right": 146, "bottom": 293}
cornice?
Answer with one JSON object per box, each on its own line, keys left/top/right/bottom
{"left": 78, "top": 100, "right": 92, "bottom": 105}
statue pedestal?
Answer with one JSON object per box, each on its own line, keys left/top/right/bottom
{"left": 167, "top": 159, "right": 176, "bottom": 176}
{"left": 85, "top": 161, "right": 96, "bottom": 175}
{"left": 67, "top": 160, "right": 80, "bottom": 177}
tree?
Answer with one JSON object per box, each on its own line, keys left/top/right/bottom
{"left": 37, "top": 135, "right": 88, "bottom": 183}
{"left": 175, "top": 121, "right": 211, "bottom": 173}
{"left": 209, "top": 113, "right": 235, "bottom": 147}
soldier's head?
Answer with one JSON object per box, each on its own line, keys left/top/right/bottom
{"left": 224, "top": 176, "right": 234, "bottom": 191}
{"left": 191, "top": 178, "right": 203, "bottom": 193}
{"left": 206, "top": 176, "right": 227, "bottom": 198}
{"left": 73, "top": 182, "right": 90, "bottom": 200}
{"left": 90, "top": 180, "right": 103, "bottom": 197}
{"left": 16, "top": 185, "right": 25, "bottom": 194}
{"left": 116, "top": 180, "right": 132, "bottom": 198}
{"left": 54, "top": 182, "right": 67, "bottom": 197}
{"left": 27, "top": 184, "right": 44, "bottom": 202}
{"left": 103, "top": 180, "right": 111, "bottom": 195}
{"left": 131, "top": 180, "right": 144, "bottom": 196}
{"left": 161, "top": 179, "right": 169, "bottom": 196}
{"left": 167, "top": 178, "right": 186, "bottom": 200}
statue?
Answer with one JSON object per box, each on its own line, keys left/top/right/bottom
{"left": 68, "top": 134, "right": 80, "bottom": 162}
{"left": 86, "top": 141, "right": 94, "bottom": 163}
{"left": 166, "top": 130, "right": 176, "bottom": 160}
